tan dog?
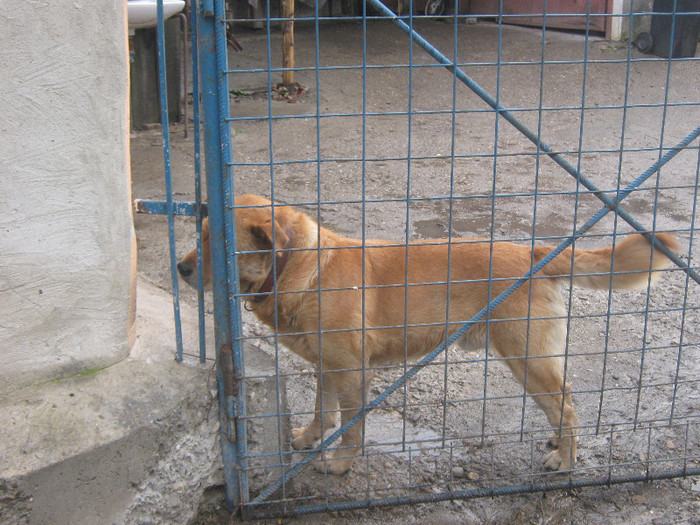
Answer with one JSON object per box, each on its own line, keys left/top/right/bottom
{"left": 177, "top": 194, "right": 678, "bottom": 475}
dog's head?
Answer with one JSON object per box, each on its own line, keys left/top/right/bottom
{"left": 177, "top": 195, "right": 289, "bottom": 294}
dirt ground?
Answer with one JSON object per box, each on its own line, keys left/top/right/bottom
{"left": 130, "top": 17, "right": 700, "bottom": 525}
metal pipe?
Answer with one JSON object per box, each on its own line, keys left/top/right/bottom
{"left": 176, "top": 12, "right": 188, "bottom": 138}
{"left": 243, "top": 465, "right": 700, "bottom": 519}
{"left": 194, "top": 0, "right": 244, "bottom": 510}
{"left": 156, "top": 0, "right": 185, "bottom": 361}
{"left": 189, "top": 0, "right": 207, "bottom": 362}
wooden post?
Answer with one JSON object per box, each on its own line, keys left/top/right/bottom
{"left": 282, "top": 0, "right": 294, "bottom": 88}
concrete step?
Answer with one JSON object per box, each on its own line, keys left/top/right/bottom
{"left": 0, "top": 277, "right": 287, "bottom": 524}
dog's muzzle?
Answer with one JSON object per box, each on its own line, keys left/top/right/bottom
{"left": 177, "top": 261, "right": 194, "bottom": 279}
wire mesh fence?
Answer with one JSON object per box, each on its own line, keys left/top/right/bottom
{"left": 215, "top": 3, "right": 700, "bottom": 517}
{"left": 139, "top": 0, "right": 700, "bottom": 518}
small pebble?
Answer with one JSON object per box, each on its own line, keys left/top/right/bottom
{"left": 631, "top": 494, "right": 647, "bottom": 505}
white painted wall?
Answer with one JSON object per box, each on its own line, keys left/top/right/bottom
{"left": 0, "top": 0, "right": 135, "bottom": 394}
{"left": 610, "top": 0, "right": 654, "bottom": 41}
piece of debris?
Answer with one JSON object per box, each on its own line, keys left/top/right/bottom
{"left": 272, "top": 82, "right": 306, "bottom": 103}
{"left": 228, "top": 87, "right": 270, "bottom": 103}
{"left": 599, "top": 42, "right": 627, "bottom": 52}
{"left": 631, "top": 493, "right": 647, "bottom": 505}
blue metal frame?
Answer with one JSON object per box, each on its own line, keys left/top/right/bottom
{"left": 195, "top": 0, "right": 247, "bottom": 509}
{"left": 134, "top": 198, "right": 206, "bottom": 217}
{"left": 155, "top": 0, "right": 184, "bottom": 361}
{"left": 144, "top": 1, "right": 208, "bottom": 364}
{"left": 191, "top": 0, "right": 208, "bottom": 363}
{"left": 137, "top": 0, "right": 249, "bottom": 510}
{"left": 137, "top": 0, "right": 700, "bottom": 518}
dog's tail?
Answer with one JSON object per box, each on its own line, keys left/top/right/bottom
{"left": 534, "top": 233, "right": 679, "bottom": 290}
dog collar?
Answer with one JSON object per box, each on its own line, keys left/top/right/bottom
{"left": 251, "top": 231, "right": 293, "bottom": 303}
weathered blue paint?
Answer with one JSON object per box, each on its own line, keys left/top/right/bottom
{"left": 245, "top": 465, "right": 700, "bottom": 519}
{"left": 190, "top": 0, "right": 207, "bottom": 363}
{"left": 194, "top": 0, "right": 246, "bottom": 509}
{"left": 156, "top": 0, "right": 184, "bottom": 361}
{"left": 212, "top": 0, "right": 251, "bottom": 506}
{"left": 134, "top": 198, "right": 206, "bottom": 217}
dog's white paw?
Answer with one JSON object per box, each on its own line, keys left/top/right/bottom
{"left": 291, "top": 426, "right": 318, "bottom": 450}
{"left": 543, "top": 449, "right": 574, "bottom": 471}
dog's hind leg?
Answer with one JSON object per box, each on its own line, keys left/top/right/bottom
{"left": 492, "top": 318, "right": 579, "bottom": 471}
{"left": 292, "top": 373, "right": 339, "bottom": 450}
{"left": 529, "top": 375, "right": 578, "bottom": 470}
{"left": 546, "top": 381, "right": 573, "bottom": 449}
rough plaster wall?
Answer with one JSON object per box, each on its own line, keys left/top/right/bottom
{"left": 0, "top": 0, "right": 133, "bottom": 393}
{"left": 626, "top": 0, "right": 654, "bottom": 41}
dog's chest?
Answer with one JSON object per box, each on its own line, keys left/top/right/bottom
{"left": 279, "top": 333, "right": 320, "bottom": 364}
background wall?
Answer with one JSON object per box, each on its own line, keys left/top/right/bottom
{"left": 0, "top": 0, "right": 134, "bottom": 394}
{"left": 609, "top": 0, "right": 654, "bottom": 41}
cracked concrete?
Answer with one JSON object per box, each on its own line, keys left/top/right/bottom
{"left": 0, "top": 278, "right": 288, "bottom": 524}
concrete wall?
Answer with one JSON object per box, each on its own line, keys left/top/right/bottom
{"left": 0, "top": 1, "right": 134, "bottom": 394}
{"left": 610, "top": 0, "right": 654, "bottom": 41}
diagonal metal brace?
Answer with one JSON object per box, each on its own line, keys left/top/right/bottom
{"left": 364, "top": 0, "right": 699, "bottom": 284}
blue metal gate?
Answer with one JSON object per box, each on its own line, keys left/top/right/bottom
{"left": 137, "top": 0, "right": 700, "bottom": 519}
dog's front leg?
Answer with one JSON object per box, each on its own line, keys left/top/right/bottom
{"left": 292, "top": 372, "right": 338, "bottom": 450}
{"left": 314, "top": 369, "right": 371, "bottom": 475}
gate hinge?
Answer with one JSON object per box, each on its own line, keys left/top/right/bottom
{"left": 220, "top": 343, "right": 239, "bottom": 443}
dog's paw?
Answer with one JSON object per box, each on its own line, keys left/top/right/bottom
{"left": 543, "top": 449, "right": 573, "bottom": 471}
{"left": 291, "top": 426, "right": 318, "bottom": 450}
{"left": 313, "top": 451, "right": 355, "bottom": 475}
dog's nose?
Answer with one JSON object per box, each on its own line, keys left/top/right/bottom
{"left": 177, "top": 261, "right": 193, "bottom": 278}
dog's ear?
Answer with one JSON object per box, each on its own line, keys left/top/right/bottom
{"left": 250, "top": 219, "right": 289, "bottom": 252}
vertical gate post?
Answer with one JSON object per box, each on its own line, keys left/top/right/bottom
{"left": 282, "top": 0, "right": 295, "bottom": 87}
{"left": 195, "top": 0, "right": 248, "bottom": 511}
